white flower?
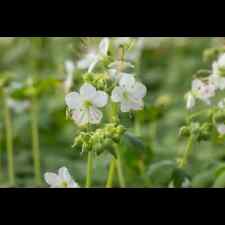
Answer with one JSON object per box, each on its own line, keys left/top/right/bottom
{"left": 44, "top": 167, "right": 79, "bottom": 188}
{"left": 77, "top": 38, "right": 109, "bottom": 73}
{"left": 65, "top": 83, "right": 108, "bottom": 126}
{"left": 212, "top": 53, "right": 225, "bottom": 76}
{"left": 111, "top": 74, "right": 146, "bottom": 112}
{"left": 64, "top": 60, "right": 75, "bottom": 94}
{"left": 186, "top": 92, "right": 195, "bottom": 110}
{"left": 209, "top": 74, "right": 225, "bottom": 91}
{"left": 192, "top": 79, "right": 216, "bottom": 105}
{"left": 216, "top": 123, "right": 225, "bottom": 136}
{"left": 7, "top": 98, "right": 30, "bottom": 113}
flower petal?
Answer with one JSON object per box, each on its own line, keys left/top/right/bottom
{"left": 80, "top": 83, "right": 96, "bottom": 100}
{"left": 119, "top": 73, "right": 136, "bottom": 90}
{"left": 130, "top": 99, "right": 144, "bottom": 111}
{"left": 88, "top": 107, "right": 103, "bottom": 124}
{"left": 93, "top": 91, "right": 108, "bottom": 108}
{"left": 65, "top": 92, "right": 82, "bottom": 110}
{"left": 111, "top": 87, "right": 124, "bottom": 102}
{"left": 68, "top": 180, "right": 80, "bottom": 188}
{"left": 58, "top": 167, "right": 72, "bottom": 181}
{"left": 44, "top": 173, "right": 60, "bottom": 187}
{"left": 131, "top": 82, "right": 147, "bottom": 99}
{"left": 72, "top": 109, "right": 89, "bottom": 126}
{"left": 99, "top": 38, "right": 109, "bottom": 56}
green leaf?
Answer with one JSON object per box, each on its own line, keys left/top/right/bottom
{"left": 147, "top": 160, "right": 176, "bottom": 187}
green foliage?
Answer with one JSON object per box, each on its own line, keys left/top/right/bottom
{"left": 0, "top": 37, "right": 225, "bottom": 187}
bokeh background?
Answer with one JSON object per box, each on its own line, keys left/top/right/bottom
{"left": 0, "top": 37, "right": 225, "bottom": 187}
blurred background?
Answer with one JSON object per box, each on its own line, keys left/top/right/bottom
{"left": 0, "top": 37, "right": 225, "bottom": 188}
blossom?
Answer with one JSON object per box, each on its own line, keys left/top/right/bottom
{"left": 65, "top": 83, "right": 108, "bottom": 126}
{"left": 111, "top": 74, "right": 146, "bottom": 112}
{"left": 216, "top": 123, "right": 225, "bottom": 136}
{"left": 212, "top": 53, "right": 225, "bottom": 77}
{"left": 208, "top": 74, "right": 225, "bottom": 91}
{"left": 7, "top": 98, "right": 30, "bottom": 113}
{"left": 191, "top": 79, "right": 216, "bottom": 105}
{"left": 77, "top": 38, "right": 109, "bottom": 73}
{"left": 64, "top": 60, "right": 75, "bottom": 94}
{"left": 44, "top": 167, "right": 79, "bottom": 188}
{"left": 186, "top": 92, "right": 195, "bottom": 110}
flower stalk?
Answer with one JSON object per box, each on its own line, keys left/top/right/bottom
{"left": 31, "top": 95, "right": 41, "bottom": 185}
{"left": 3, "top": 94, "right": 15, "bottom": 186}
{"left": 178, "top": 135, "right": 194, "bottom": 168}
{"left": 86, "top": 151, "right": 93, "bottom": 188}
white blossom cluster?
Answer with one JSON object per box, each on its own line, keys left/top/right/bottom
{"left": 65, "top": 38, "right": 147, "bottom": 127}
{"left": 186, "top": 53, "right": 225, "bottom": 135}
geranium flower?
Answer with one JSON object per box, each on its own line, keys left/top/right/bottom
{"left": 65, "top": 83, "right": 108, "bottom": 126}
{"left": 192, "top": 79, "right": 216, "bottom": 105}
{"left": 44, "top": 167, "right": 79, "bottom": 188}
{"left": 208, "top": 73, "right": 225, "bottom": 91}
{"left": 111, "top": 74, "right": 146, "bottom": 112}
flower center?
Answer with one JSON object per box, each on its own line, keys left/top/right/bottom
{"left": 60, "top": 181, "right": 68, "bottom": 188}
{"left": 123, "top": 91, "right": 129, "bottom": 100}
{"left": 84, "top": 100, "right": 93, "bottom": 109}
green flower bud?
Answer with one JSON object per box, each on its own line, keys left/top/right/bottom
{"left": 179, "top": 126, "right": 191, "bottom": 138}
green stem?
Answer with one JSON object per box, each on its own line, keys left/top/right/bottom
{"left": 4, "top": 97, "right": 15, "bottom": 186}
{"left": 86, "top": 151, "right": 93, "bottom": 188}
{"left": 0, "top": 132, "right": 2, "bottom": 178}
{"left": 115, "top": 147, "right": 126, "bottom": 187}
{"left": 31, "top": 96, "right": 41, "bottom": 185}
{"left": 178, "top": 135, "right": 194, "bottom": 168}
{"left": 106, "top": 158, "right": 116, "bottom": 188}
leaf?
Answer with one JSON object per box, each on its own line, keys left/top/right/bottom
{"left": 213, "top": 171, "right": 225, "bottom": 188}
{"left": 192, "top": 171, "right": 214, "bottom": 188}
{"left": 122, "top": 132, "right": 145, "bottom": 151}
{"left": 147, "top": 160, "right": 176, "bottom": 187}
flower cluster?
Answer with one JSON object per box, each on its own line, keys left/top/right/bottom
{"left": 72, "top": 122, "right": 126, "bottom": 155}
{"left": 65, "top": 38, "right": 147, "bottom": 127}
{"left": 185, "top": 53, "right": 225, "bottom": 137}
{"left": 64, "top": 37, "right": 147, "bottom": 159}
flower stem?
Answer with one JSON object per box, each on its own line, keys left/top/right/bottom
{"left": 0, "top": 132, "right": 2, "bottom": 178}
{"left": 31, "top": 96, "right": 41, "bottom": 185}
{"left": 178, "top": 135, "right": 194, "bottom": 168}
{"left": 86, "top": 151, "right": 93, "bottom": 188}
{"left": 106, "top": 158, "right": 116, "bottom": 188}
{"left": 4, "top": 96, "right": 15, "bottom": 186}
{"left": 115, "top": 147, "right": 126, "bottom": 187}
